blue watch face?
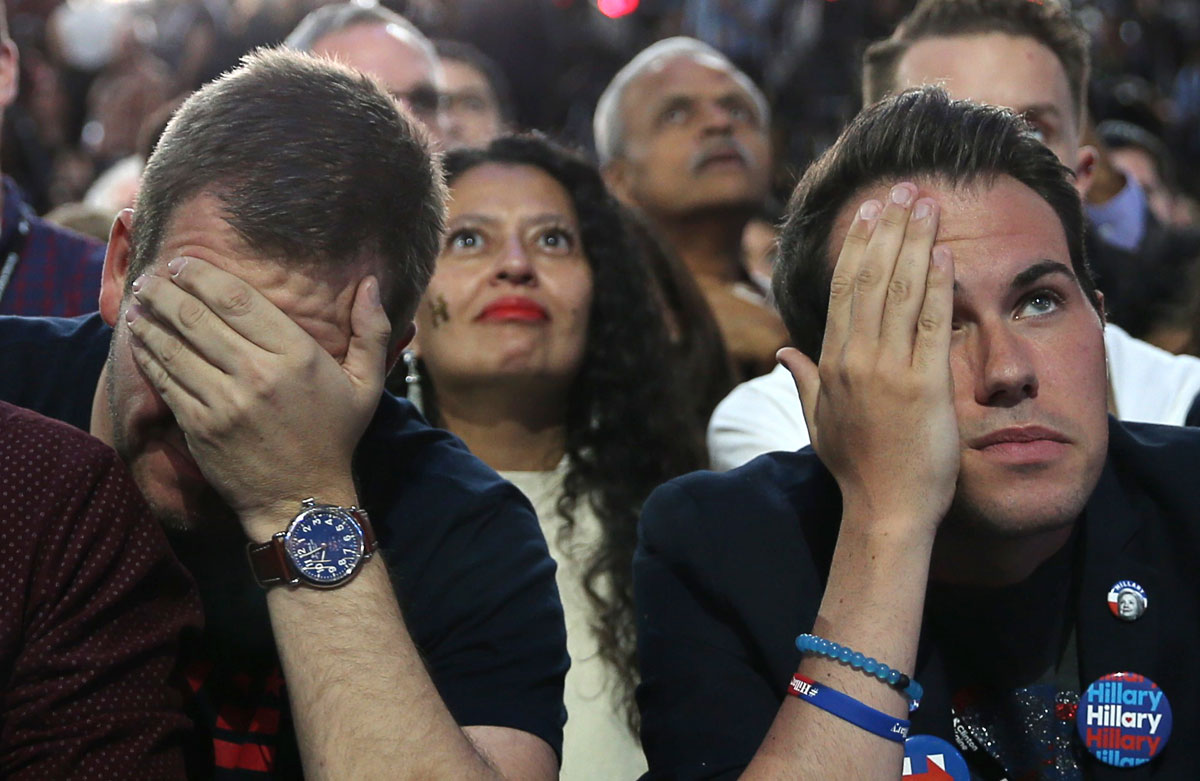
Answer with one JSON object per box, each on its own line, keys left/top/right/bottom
{"left": 283, "top": 507, "right": 365, "bottom": 585}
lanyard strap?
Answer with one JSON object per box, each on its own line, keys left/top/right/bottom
{"left": 0, "top": 206, "right": 33, "bottom": 305}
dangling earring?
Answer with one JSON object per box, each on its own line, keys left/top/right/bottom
{"left": 402, "top": 349, "right": 423, "bottom": 414}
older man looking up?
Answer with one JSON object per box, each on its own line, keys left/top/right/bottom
{"left": 594, "top": 37, "right": 788, "bottom": 379}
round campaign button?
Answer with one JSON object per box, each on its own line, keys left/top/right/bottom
{"left": 1077, "top": 672, "right": 1172, "bottom": 767}
{"left": 902, "top": 735, "right": 969, "bottom": 780}
{"left": 1107, "top": 580, "right": 1148, "bottom": 621}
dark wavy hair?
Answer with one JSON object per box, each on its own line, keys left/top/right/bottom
{"left": 412, "top": 134, "right": 706, "bottom": 733}
{"left": 775, "top": 86, "right": 1096, "bottom": 361}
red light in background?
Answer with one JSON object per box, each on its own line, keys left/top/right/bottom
{"left": 598, "top": 0, "right": 639, "bottom": 18}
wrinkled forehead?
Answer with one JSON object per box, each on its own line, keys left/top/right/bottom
{"left": 624, "top": 53, "right": 763, "bottom": 117}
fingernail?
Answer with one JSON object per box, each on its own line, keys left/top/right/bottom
{"left": 131, "top": 275, "right": 145, "bottom": 293}
{"left": 125, "top": 303, "right": 142, "bottom": 324}
{"left": 368, "top": 277, "right": 382, "bottom": 307}
{"left": 913, "top": 199, "right": 933, "bottom": 220}
{"left": 167, "top": 257, "right": 188, "bottom": 276}
{"left": 859, "top": 200, "right": 882, "bottom": 220}
{"left": 890, "top": 183, "right": 915, "bottom": 207}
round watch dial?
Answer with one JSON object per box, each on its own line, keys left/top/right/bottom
{"left": 283, "top": 506, "right": 365, "bottom": 586}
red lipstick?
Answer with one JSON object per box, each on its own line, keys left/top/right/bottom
{"left": 476, "top": 297, "right": 549, "bottom": 322}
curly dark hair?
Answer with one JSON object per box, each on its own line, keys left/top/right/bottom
{"left": 410, "top": 134, "right": 706, "bottom": 734}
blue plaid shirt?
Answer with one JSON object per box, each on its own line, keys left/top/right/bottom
{"left": 0, "top": 177, "right": 105, "bottom": 316}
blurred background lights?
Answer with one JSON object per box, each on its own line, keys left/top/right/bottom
{"left": 597, "top": 0, "right": 639, "bottom": 19}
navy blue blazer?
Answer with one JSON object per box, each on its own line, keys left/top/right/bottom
{"left": 635, "top": 418, "right": 1200, "bottom": 779}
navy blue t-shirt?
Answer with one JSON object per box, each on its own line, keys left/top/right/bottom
{"left": 0, "top": 313, "right": 568, "bottom": 778}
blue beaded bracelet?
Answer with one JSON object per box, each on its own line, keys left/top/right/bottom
{"left": 787, "top": 673, "right": 910, "bottom": 743}
{"left": 795, "top": 634, "right": 923, "bottom": 711}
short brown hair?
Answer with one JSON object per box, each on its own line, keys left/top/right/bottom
{"left": 862, "top": 0, "right": 1090, "bottom": 123}
{"left": 130, "top": 48, "right": 446, "bottom": 325}
{"left": 774, "top": 86, "right": 1097, "bottom": 362}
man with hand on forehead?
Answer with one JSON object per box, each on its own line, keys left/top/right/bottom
{"left": 635, "top": 87, "right": 1200, "bottom": 778}
{"left": 708, "top": 0, "right": 1200, "bottom": 471}
{"left": 0, "top": 49, "right": 566, "bottom": 779}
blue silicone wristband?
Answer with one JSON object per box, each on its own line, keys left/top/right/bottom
{"left": 796, "top": 633, "right": 924, "bottom": 710}
{"left": 787, "top": 674, "right": 910, "bottom": 743}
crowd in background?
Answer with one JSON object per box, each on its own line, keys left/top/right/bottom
{"left": 4, "top": 0, "right": 1199, "bottom": 218}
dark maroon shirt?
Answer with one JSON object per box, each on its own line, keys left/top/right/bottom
{"left": 0, "top": 401, "right": 202, "bottom": 778}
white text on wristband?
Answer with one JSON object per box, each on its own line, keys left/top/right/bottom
{"left": 786, "top": 673, "right": 910, "bottom": 743}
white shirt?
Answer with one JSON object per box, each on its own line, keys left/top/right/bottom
{"left": 707, "top": 323, "right": 1200, "bottom": 471}
{"left": 501, "top": 466, "right": 648, "bottom": 781}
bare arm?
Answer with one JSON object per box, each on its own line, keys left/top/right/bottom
{"left": 741, "top": 184, "right": 958, "bottom": 778}
{"left": 126, "top": 258, "right": 556, "bottom": 780}
{"left": 265, "top": 552, "right": 556, "bottom": 780}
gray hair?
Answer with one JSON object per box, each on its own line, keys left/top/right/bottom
{"left": 592, "top": 36, "right": 769, "bottom": 166}
{"left": 285, "top": 1, "right": 437, "bottom": 68}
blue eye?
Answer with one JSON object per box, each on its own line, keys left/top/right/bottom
{"left": 1017, "top": 290, "right": 1063, "bottom": 318}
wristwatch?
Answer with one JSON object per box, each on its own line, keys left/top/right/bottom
{"left": 247, "top": 498, "right": 377, "bottom": 588}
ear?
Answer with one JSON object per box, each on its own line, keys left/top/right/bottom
{"left": 601, "top": 159, "right": 636, "bottom": 206}
{"left": 1073, "top": 145, "right": 1097, "bottom": 199}
{"left": 0, "top": 38, "right": 18, "bottom": 110}
{"left": 386, "top": 321, "right": 416, "bottom": 374}
{"left": 99, "top": 209, "right": 135, "bottom": 327}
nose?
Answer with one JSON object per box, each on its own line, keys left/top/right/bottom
{"left": 492, "top": 235, "right": 535, "bottom": 286}
{"left": 700, "top": 102, "right": 735, "bottom": 135}
{"left": 438, "top": 106, "right": 462, "bottom": 148}
{"left": 971, "top": 321, "right": 1038, "bottom": 407}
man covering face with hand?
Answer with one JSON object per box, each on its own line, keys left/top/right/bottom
{"left": 635, "top": 87, "right": 1200, "bottom": 779}
{"left": 0, "top": 48, "right": 566, "bottom": 780}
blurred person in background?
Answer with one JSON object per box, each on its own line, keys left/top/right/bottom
{"left": 77, "top": 14, "right": 173, "bottom": 172}
{"left": 623, "top": 210, "right": 737, "bottom": 432}
{"left": 1099, "top": 118, "right": 1193, "bottom": 228}
{"left": 405, "top": 134, "right": 706, "bottom": 779}
{"left": 862, "top": 0, "right": 1200, "bottom": 338}
{"left": 740, "top": 198, "right": 783, "bottom": 294}
{"left": 435, "top": 39, "right": 512, "bottom": 150}
{"left": 0, "top": 4, "right": 103, "bottom": 316}
{"left": 594, "top": 36, "right": 788, "bottom": 381}
{"left": 285, "top": 2, "right": 446, "bottom": 145}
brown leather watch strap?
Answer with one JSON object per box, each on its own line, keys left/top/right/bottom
{"left": 351, "top": 507, "right": 378, "bottom": 555}
{"left": 247, "top": 535, "right": 294, "bottom": 587}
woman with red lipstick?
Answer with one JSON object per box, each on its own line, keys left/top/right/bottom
{"left": 405, "top": 135, "right": 704, "bottom": 778}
